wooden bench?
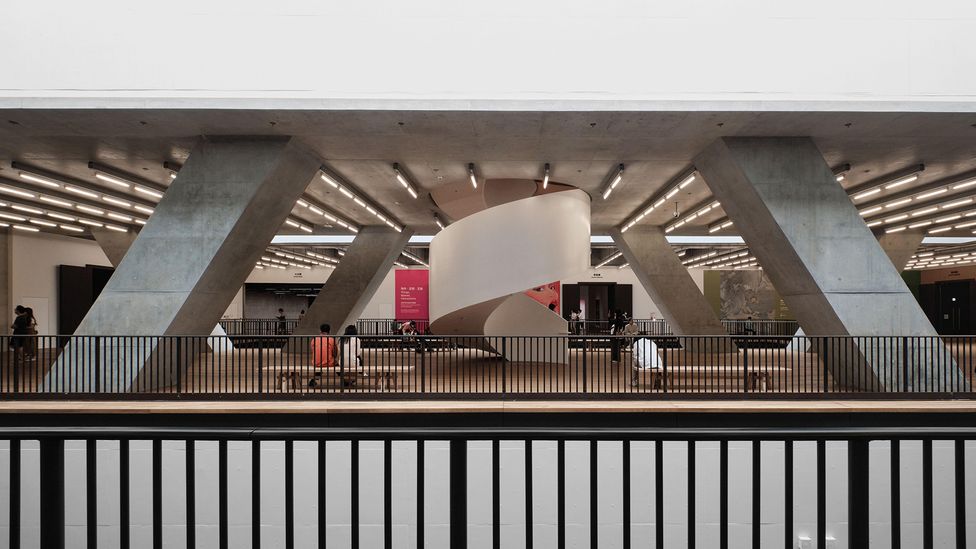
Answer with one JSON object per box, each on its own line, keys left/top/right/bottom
{"left": 263, "top": 366, "right": 361, "bottom": 391}
{"left": 632, "top": 365, "right": 793, "bottom": 391}
{"left": 361, "top": 364, "right": 417, "bottom": 390}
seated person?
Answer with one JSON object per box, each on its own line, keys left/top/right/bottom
{"left": 631, "top": 337, "right": 663, "bottom": 388}
{"left": 309, "top": 323, "right": 337, "bottom": 387}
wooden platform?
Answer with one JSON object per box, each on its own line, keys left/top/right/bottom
{"left": 2, "top": 400, "right": 976, "bottom": 414}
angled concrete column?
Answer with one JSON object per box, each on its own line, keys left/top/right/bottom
{"left": 46, "top": 137, "right": 320, "bottom": 391}
{"left": 695, "top": 137, "right": 962, "bottom": 391}
{"left": 288, "top": 226, "right": 413, "bottom": 348}
{"left": 877, "top": 231, "right": 924, "bottom": 272}
{"left": 610, "top": 227, "right": 733, "bottom": 352}
{"left": 91, "top": 227, "right": 138, "bottom": 267}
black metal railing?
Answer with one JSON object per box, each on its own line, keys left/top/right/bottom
{"left": 218, "top": 318, "right": 799, "bottom": 338}
{"left": 1, "top": 334, "right": 973, "bottom": 399}
{"left": 1, "top": 424, "right": 971, "bottom": 549}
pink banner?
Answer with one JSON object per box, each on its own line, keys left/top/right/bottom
{"left": 395, "top": 269, "right": 429, "bottom": 320}
{"left": 526, "top": 281, "right": 560, "bottom": 314}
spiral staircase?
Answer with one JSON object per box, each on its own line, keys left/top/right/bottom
{"left": 428, "top": 179, "right": 591, "bottom": 363}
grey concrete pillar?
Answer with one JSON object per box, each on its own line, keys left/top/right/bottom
{"left": 286, "top": 226, "right": 413, "bottom": 350}
{"left": 695, "top": 137, "right": 962, "bottom": 391}
{"left": 610, "top": 227, "right": 731, "bottom": 346}
{"left": 91, "top": 227, "right": 138, "bottom": 267}
{"left": 876, "top": 231, "right": 924, "bottom": 272}
{"left": 46, "top": 137, "right": 321, "bottom": 391}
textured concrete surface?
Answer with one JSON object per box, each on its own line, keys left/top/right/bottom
{"left": 877, "top": 230, "right": 924, "bottom": 272}
{"left": 0, "top": 230, "right": 9, "bottom": 328}
{"left": 289, "top": 226, "right": 413, "bottom": 343}
{"left": 611, "top": 226, "right": 733, "bottom": 352}
{"left": 91, "top": 227, "right": 138, "bottom": 267}
{"left": 695, "top": 137, "right": 962, "bottom": 390}
{"left": 47, "top": 137, "right": 321, "bottom": 390}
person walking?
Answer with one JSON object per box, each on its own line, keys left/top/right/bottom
{"left": 9, "top": 306, "right": 30, "bottom": 374}
{"left": 24, "top": 307, "right": 37, "bottom": 361}
{"left": 275, "top": 308, "right": 287, "bottom": 335}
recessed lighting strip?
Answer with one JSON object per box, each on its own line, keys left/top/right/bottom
{"left": 391, "top": 163, "right": 420, "bottom": 199}
{"left": 10, "top": 163, "right": 157, "bottom": 215}
{"left": 0, "top": 181, "right": 145, "bottom": 229}
{"left": 88, "top": 162, "right": 168, "bottom": 198}
{"left": 595, "top": 251, "right": 623, "bottom": 268}
{"left": 400, "top": 249, "right": 429, "bottom": 268}
{"left": 600, "top": 164, "right": 626, "bottom": 200}
{"left": 318, "top": 165, "right": 401, "bottom": 232}
{"left": 665, "top": 198, "right": 721, "bottom": 234}
{"left": 620, "top": 167, "right": 697, "bottom": 232}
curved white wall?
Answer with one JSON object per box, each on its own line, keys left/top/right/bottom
{"left": 429, "top": 188, "right": 589, "bottom": 362}
{"left": 2, "top": 2, "right": 975, "bottom": 109}
{"left": 429, "top": 189, "right": 590, "bottom": 324}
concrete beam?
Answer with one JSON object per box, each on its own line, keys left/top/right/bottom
{"left": 695, "top": 137, "right": 962, "bottom": 390}
{"left": 46, "top": 137, "right": 321, "bottom": 391}
{"left": 611, "top": 226, "right": 729, "bottom": 335}
{"left": 290, "top": 226, "right": 413, "bottom": 343}
{"left": 91, "top": 227, "right": 138, "bottom": 267}
{"left": 876, "top": 230, "right": 924, "bottom": 272}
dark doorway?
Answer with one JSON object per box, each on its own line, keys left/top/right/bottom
{"left": 920, "top": 280, "right": 974, "bottom": 335}
{"left": 57, "top": 264, "right": 116, "bottom": 337}
{"left": 562, "top": 282, "right": 633, "bottom": 321}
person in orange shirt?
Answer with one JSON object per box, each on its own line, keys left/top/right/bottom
{"left": 309, "top": 323, "right": 337, "bottom": 387}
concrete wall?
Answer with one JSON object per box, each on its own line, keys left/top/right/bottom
{"left": 0, "top": 439, "right": 970, "bottom": 549}
{"left": 3, "top": 2, "right": 975, "bottom": 109}
{"left": 9, "top": 232, "right": 111, "bottom": 335}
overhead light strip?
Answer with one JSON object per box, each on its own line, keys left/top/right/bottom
{"left": 600, "top": 164, "right": 626, "bottom": 200}
{"left": 620, "top": 167, "right": 697, "bottom": 232}
{"left": 391, "top": 163, "right": 420, "bottom": 199}
{"left": 318, "top": 166, "right": 401, "bottom": 232}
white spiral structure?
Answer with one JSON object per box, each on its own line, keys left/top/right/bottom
{"left": 429, "top": 185, "right": 591, "bottom": 362}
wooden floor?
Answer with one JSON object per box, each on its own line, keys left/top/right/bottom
{"left": 3, "top": 342, "right": 975, "bottom": 396}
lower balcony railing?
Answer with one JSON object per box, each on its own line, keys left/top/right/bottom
{"left": 0, "top": 334, "right": 974, "bottom": 399}
{"left": 0, "top": 423, "right": 971, "bottom": 548}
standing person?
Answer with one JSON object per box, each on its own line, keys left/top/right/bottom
{"left": 9, "top": 306, "right": 29, "bottom": 371}
{"left": 570, "top": 309, "right": 581, "bottom": 335}
{"left": 24, "top": 307, "right": 37, "bottom": 361}
{"left": 610, "top": 309, "right": 626, "bottom": 363}
{"left": 308, "top": 323, "right": 337, "bottom": 387}
{"left": 275, "top": 308, "right": 287, "bottom": 335}
{"left": 299, "top": 309, "right": 306, "bottom": 322}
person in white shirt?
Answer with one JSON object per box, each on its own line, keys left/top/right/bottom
{"left": 631, "top": 337, "right": 662, "bottom": 388}
{"left": 341, "top": 325, "right": 362, "bottom": 373}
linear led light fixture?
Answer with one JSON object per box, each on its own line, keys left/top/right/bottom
{"left": 392, "top": 163, "right": 420, "bottom": 199}
{"left": 401, "top": 249, "right": 429, "bottom": 268}
{"left": 595, "top": 251, "right": 623, "bottom": 268}
{"left": 542, "top": 163, "right": 550, "bottom": 189}
{"left": 295, "top": 192, "right": 359, "bottom": 234}
{"left": 163, "top": 161, "right": 182, "bottom": 180}
{"left": 13, "top": 163, "right": 156, "bottom": 215}
{"left": 620, "top": 167, "right": 696, "bottom": 232}
{"left": 468, "top": 163, "right": 478, "bottom": 189}
{"left": 89, "top": 162, "right": 168, "bottom": 200}
{"left": 665, "top": 199, "right": 721, "bottom": 233}
{"left": 850, "top": 164, "right": 925, "bottom": 201}
{"left": 319, "top": 166, "right": 401, "bottom": 232}
{"left": 434, "top": 213, "right": 446, "bottom": 231}
{"left": 1, "top": 197, "right": 141, "bottom": 231}
{"left": 834, "top": 163, "right": 852, "bottom": 182}
{"left": 600, "top": 164, "right": 625, "bottom": 200}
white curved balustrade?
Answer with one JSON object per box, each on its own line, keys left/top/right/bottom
{"left": 429, "top": 186, "right": 591, "bottom": 362}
